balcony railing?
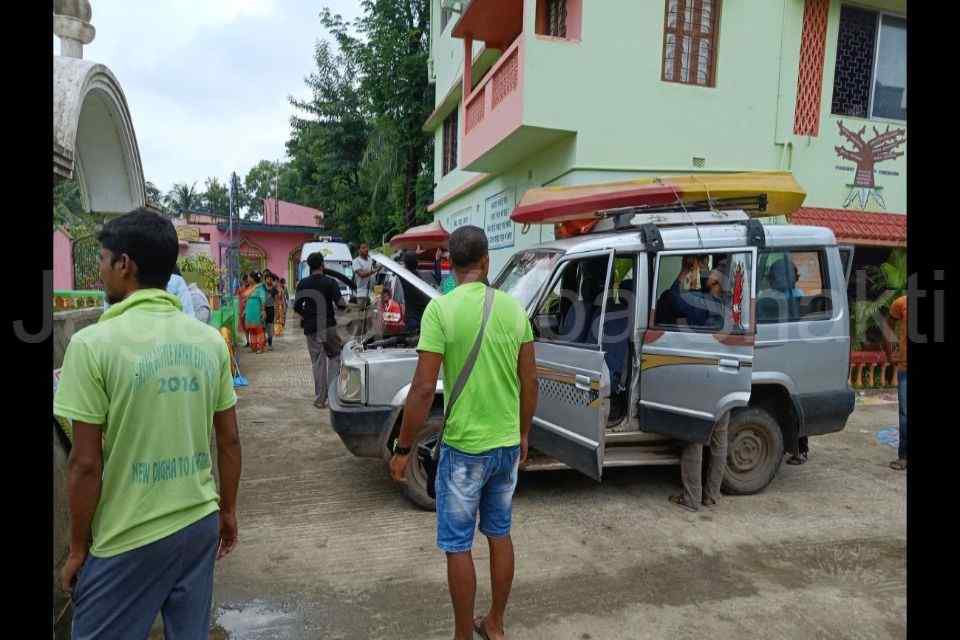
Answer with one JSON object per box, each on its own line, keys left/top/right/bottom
{"left": 460, "top": 37, "right": 524, "bottom": 170}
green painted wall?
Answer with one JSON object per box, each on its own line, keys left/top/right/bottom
{"left": 428, "top": 0, "right": 907, "bottom": 268}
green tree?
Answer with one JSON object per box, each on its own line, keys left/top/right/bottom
{"left": 243, "top": 160, "right": 292, "bottom": 221}
{"left": 319, "top": 0, "right": 434, "bottom": 230}
{"left": 164, "top": 182, "right": 200, "bottom": 216}
{"left": 53, "top": 179, "right": 105, "bottom": 237}
{"left": 201, "top": 177, "right": 230, "bottom": 216}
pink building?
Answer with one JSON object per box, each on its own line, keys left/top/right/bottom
{"left": 183, "top": 198, "right": 328, "bottom": 289}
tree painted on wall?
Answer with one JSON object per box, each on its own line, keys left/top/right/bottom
{"left": 835, "top": 120, "right": 906, "bottom": 210}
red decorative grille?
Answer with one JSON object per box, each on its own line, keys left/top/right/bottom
{"left": 465, "top": 93, "right": 485, "bottom": 133}
{"left": 793, "top": 0, "right": 830, "bottom": 136}
{"left": 492, "top": 49, "right": 520, "bottom": 110}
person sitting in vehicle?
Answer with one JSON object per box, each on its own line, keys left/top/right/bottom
{"left": 758, "top": 258, "right": 802, "bottom": 322}
{"left": 670, "top": 268, "right": 727, "bottom": 330}
{"left": 401, "top": 250, "right": 432, "bottom": 333}
{"left": 558, "top": 260, "right": 606, "bottom": 343}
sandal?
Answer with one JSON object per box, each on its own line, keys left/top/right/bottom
{"left": 669, "top": 495, "right": 699, "bottom": 512}
{"left": 786, "top": 455, "right": 806, "bottom": 466}
{"left": 889, "top": 459, "right": 907, "bottom": 471}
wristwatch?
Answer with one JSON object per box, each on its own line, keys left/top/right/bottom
{"left": 392, "top": 438, "right": 411, "bottom": 456}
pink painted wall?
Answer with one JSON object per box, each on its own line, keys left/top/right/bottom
{"left": 461, "top": 37, "right": 525, "bottom": 169}
{"left": 53, "top": 229, "right": 73, "bottom": 290}
{"left": 262, "top": 198, "right": 324, "bottom": 228}
{"left": 566, "top": 0, "right": 582, "bottom": 40}
{"left": 207, "top": 226, "right": 314, "bottom": 286}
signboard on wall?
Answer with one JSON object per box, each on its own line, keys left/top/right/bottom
{"left": 447, "top": 205, "right": 475, "bottom": 231}
{"left": 484, "top": 189, "right": 515, "bottom": 250}
{"left": 176, "top": 225, "right": 201, "bottom": 241}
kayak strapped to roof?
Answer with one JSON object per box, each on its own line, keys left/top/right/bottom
{"left": 510, "top": 171, "right": 806, "bottom": 225}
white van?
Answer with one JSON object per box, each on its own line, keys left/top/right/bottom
{"left": 299, "top": 241, "right": 355, "bottom": 301}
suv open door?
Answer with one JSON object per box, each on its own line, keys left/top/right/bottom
{"left": 528, "top": 250, "right": 615, "bottom": 481}
{"left": 641, "top": 249, "right": 758, "bottom": 443}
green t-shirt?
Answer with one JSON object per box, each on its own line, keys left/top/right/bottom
{"left": 417, "top": 282, "right": 534, "bottom": 454}
{"left": 54, "top": 289, "right": 238, "bottom": 558}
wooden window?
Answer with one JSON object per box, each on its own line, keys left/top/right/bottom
{"left": 661, "top": 0, "right": 722, "bottom": 87}
{"left": 442, "top": 110, "right": 458, "bottom": 176}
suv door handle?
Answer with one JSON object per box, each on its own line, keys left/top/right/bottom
{"left": 575, "top": 374, "right": 592, "bottom": 390}
{"left": 718, "top": 359, "right": 741, "bottom": 370}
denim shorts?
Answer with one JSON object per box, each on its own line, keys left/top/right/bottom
{"left": 436, "top": 443, "right": 520, "bottom": 553}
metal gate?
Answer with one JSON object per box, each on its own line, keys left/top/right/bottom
{"left": 71, "top": 234, "right": 102, "bottom": 290}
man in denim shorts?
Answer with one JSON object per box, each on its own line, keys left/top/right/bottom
{"left": 391, "top": 226, "right": 538, "bottom": 640}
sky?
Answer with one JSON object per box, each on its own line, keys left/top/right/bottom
{"left": 56, "top": 0, "right": 362, "bottom": 195}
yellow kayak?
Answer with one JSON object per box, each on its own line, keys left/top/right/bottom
{"left": 510, "top": 171, "right": 807, "bottom": 224}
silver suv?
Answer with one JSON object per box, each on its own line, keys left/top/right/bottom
{"left": 328, "top": 210, "right": 855, "bottom": 509}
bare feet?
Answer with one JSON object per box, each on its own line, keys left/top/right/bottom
{"left": 474, "top": 615, "right": 505, "bottom": 640}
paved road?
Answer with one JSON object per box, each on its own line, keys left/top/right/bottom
{"left": 210, "top": 323, "right": 906, "bottom": 639}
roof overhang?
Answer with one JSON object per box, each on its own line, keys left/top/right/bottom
{"left": 788, "top": 208, "right": 906, "bottom": 247}
{"left": 216, "top": 223, "right": 326, "bottom": 235}
{"left": 451, "top": 0, "right": 523, "bottom": 48}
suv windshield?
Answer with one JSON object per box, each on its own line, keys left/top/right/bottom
{"left": 494, "top": 250, "right": 562, "bottom": 310}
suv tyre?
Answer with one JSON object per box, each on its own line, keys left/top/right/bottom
{"left": 399, "top": 413, "right": 443, "bottom": 511}
{"left": 722, "top": 407, "right": 784, "bottom": 495}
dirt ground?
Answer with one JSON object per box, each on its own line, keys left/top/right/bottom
{"left": 209, "top": 320, "right": 906, "bottom": 639}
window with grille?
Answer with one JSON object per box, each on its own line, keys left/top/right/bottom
{"left": 661, "top": 0, "right": 722, "bottom": 87}
{"left": 831, "top": 6, "right": 906, "bottom": 121}
{"left": 442, "top": 110, "right": 458, "bottom": 176}
{"left": 547, "top": 0, "right": 567, "bottom": 38}
{"left": 536, "top": 0, "right": 573, "bottom": 39}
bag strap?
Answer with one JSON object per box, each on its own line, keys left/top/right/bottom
{"left": 432, "top": 286, "right": 496, "bottom": 455}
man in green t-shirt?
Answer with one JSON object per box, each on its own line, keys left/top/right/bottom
{"left": 54, "top": 209, "right": 242, "bottom": 639}
{"left": 389, "top": 226, "right": 538, "bottom": 640}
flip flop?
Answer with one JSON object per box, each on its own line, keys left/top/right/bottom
{"left": 669, "top": 495, "right": 699, "bottom": 512}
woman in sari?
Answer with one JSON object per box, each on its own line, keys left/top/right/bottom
{"left": 237, "top": 273, "right": 254, "bottom": 347}
{"left": 244, "top": 271, "right": 268, "bottom": 353}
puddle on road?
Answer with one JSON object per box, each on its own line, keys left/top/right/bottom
{"left": 214, "top": 600, "right": 305, "bottom": 639}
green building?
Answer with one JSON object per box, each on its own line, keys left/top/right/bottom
{"left": 424, "top": 0, "right": 906, "bottom": 275}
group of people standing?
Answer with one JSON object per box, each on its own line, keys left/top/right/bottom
{"left": 237, "top": 271, "right": 287, "bottom": 353}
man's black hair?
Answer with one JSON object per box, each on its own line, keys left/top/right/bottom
{"left": 280, "top": 278, "right": 286, "bottom": 284}
{"left": 251, "top": 271, "right": 263, "bottom": 283}
{"left": 307, "top": 252, "right": 325, "bottom": 272}
{"left": 449, "top": 225, "right": 488, "bottom": 269}
{"left": 403, "top": 250, "right": 419, "bottom": 272}
{"left": 97, "top": 208, "right": 178, "bottom": 289}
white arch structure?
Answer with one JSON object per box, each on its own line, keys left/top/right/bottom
{"left": 53, "top": 56, "right": 146, "bottom": 214}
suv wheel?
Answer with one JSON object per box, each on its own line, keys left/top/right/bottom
{"left": 722, "top": 407, "right": 784, "bottom": 495}
{"left": 400, "top": 414, "right": 443, "bottom": 511}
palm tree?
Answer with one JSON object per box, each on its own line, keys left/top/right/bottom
{"left": 164, "top": 182, "right": 200, "bottom": 217}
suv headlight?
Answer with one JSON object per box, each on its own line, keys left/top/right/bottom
{"left": 338, "top": 364, "right": 365, "bottom": 404}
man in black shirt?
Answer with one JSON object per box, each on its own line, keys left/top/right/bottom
{"left": 294, "top": 252, "right": 347, "bottom": 409}
{"left": 401, "top": 250, "right": 431, "bottom": 333}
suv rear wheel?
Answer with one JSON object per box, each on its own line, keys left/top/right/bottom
{"left": 722, "top": 407, "right": 784, "bottom": 495}
{"left": 400, "top": 414, "right": 442, "bottom": 511}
